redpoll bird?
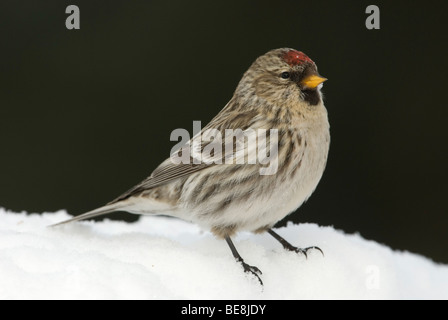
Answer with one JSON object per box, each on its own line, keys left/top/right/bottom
{"left": 53, "top": 48, "right": 330, "bottom": 285}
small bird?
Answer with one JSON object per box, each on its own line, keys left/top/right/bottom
{"left": 53, "top": 48, "right": 330, "bottom": 285}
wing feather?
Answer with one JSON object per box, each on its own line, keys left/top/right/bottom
{"left": 109, "top": 106, "right": 269, "bottom": 203}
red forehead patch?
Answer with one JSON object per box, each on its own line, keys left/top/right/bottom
{"left": 283, "top": 50, "right": 314, "bottom": 66}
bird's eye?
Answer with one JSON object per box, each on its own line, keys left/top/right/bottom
{"left": 280, "top": 72, "right": 290, "bottom": 79}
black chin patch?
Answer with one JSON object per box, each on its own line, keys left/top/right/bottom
{"left": 302, "top": 89, "right": 320, "bottom": 106}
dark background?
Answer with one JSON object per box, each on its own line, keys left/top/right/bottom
{"left": 1, "top": 1, "right": 447, "bottom": 263}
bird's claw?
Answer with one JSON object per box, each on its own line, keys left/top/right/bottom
{"left": 239, "top": 260, "right": 263, "bottom": 286}
{"left": 292, "top": 246, "right": 324, "bottom": 258}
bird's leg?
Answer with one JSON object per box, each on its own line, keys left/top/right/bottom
{"left": 268, "top": 229, "right": 324, "bottom": 258}
{"left": 225, "top": 236, "right": 263, "bottom": 285}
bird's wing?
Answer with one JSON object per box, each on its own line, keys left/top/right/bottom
{"left": 109, "top": 107, "right": 272, "bottom": 203}
{"left": 109, "top": 159, "right": 210, "bottom": 203}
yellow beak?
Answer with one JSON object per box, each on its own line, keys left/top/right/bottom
{"left": 300, "top": 74, "right": 327, "bottom": 89}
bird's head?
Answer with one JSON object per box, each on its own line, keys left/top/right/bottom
{"left": 235, "top": 48, "right": 327, "bottom": 108}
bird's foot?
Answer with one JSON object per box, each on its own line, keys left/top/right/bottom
{"left": 286, "top": 244, "right": 324, "bottom": 258}
{"left": 267, "top": 229, "right": 324, "bottom": 258}
{"left": 238, "top": 259, "right": 263, "bottom": 286}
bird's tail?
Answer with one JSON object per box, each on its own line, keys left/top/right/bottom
{"left": 49, "top": 202, "right": 126, "bottom": 227}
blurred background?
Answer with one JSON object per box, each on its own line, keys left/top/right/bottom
{"left": 0, "top": 1, "right": 447, "bottom": 263}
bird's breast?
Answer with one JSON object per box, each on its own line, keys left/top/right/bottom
{"left": 271, "top": 107, "right": 330, "bottom": 216}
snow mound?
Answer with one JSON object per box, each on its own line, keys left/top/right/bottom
{"left": 0, "top": 208, "right": 447, "bottom": 299}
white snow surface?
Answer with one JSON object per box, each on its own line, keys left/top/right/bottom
{"left": 0, "top": 208, "right": 447, "bottom": 300}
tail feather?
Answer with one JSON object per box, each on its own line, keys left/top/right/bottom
{"left": 50, "top": 203, "right": 125, "bottom": 227}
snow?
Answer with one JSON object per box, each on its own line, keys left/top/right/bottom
{"left": 0, "top": 208, "right": 447, "bottom": 300}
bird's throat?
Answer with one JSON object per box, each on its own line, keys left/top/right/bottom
{"left": 302, "top": 89, "right": 321, "bottom": 106}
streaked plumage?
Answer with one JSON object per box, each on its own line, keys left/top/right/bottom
{"left": 53, "top": 48, "right": 330, "bottom": 284}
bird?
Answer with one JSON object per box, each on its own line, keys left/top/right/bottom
{"left": 52, "top": 48, "right": 330, "bottom": 285}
